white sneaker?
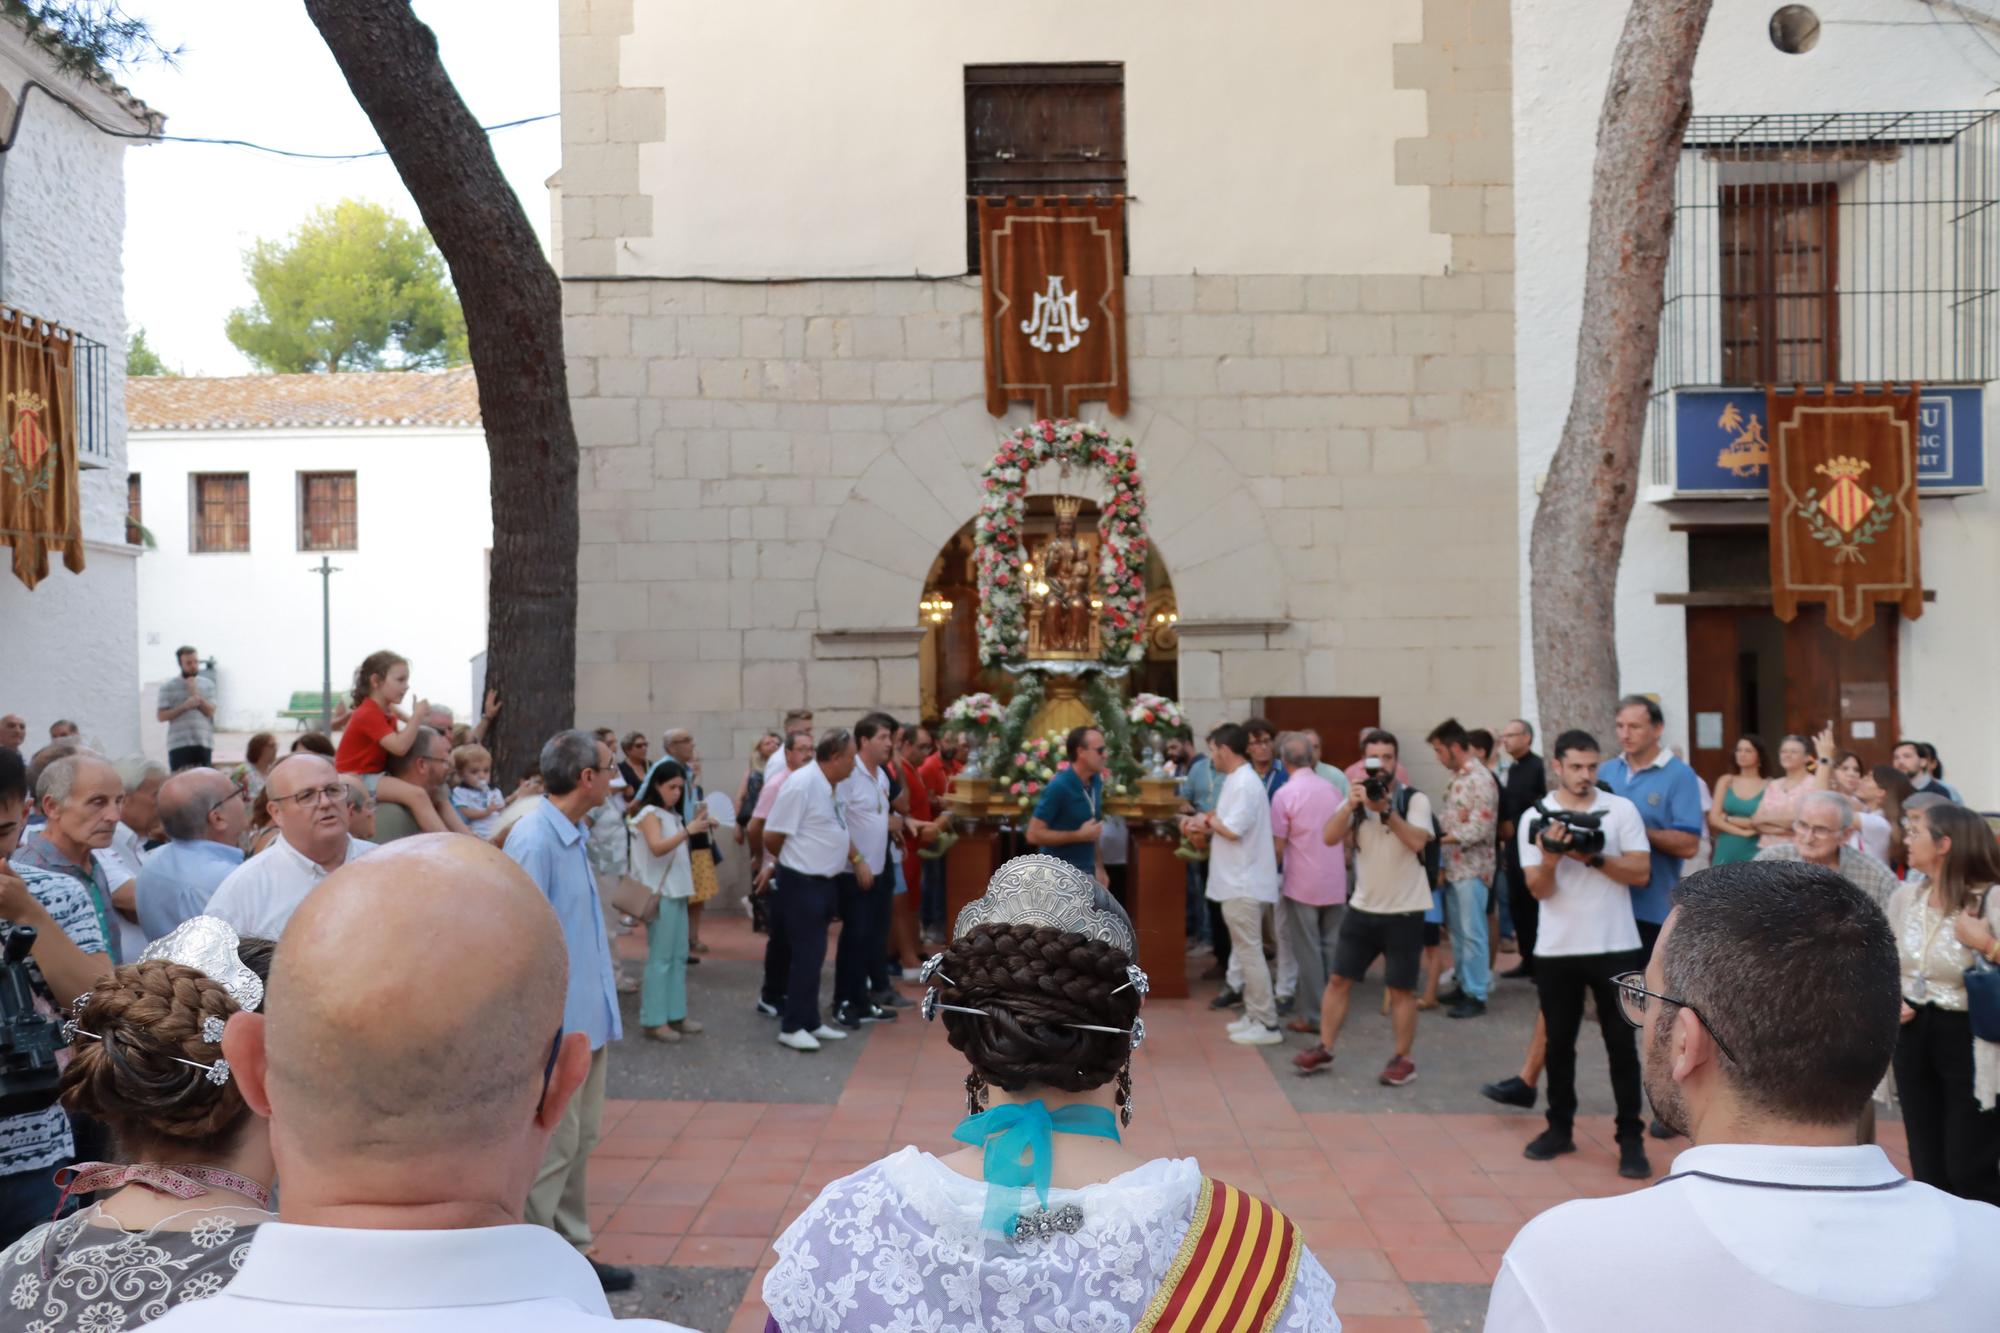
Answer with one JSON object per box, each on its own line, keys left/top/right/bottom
{"left": 777, "top": 1029, "right": 821, "bottom": 1052}
{"left": 811, "top": 1024, "right": 849, "bottom": 1041}
{"left": 1229, "top": 1025, "right": 1283, "bottom": 1046}
{"left": 1226, "top": 1015, "right": 1256, "bottom": 1032}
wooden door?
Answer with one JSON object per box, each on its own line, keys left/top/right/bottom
{"left": 1784, "top": 607, "right": 1898, "bottom": 770}
{"left": 1255, "top": 697, "right": 1381, "bottom": 771}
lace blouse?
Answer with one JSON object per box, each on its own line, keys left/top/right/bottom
{"left": 763, "top": 1147, "right": 1339, "bottom": 1333}
{"left": 1887, "top": 878, "right": 2000, "bottom": 1109}
{"left": 0, "top": 1204, "right": 268, "bottom": 1332}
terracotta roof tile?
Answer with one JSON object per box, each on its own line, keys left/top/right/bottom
{"left": 128, "top": 368, "right": 482, "bottom": 432}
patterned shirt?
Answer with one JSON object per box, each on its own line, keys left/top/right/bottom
{"left": 157, "top": 672, "right": 218, "bottom": 751}
{"left": 0, "top": 864, "right": 107, "bottom": 1176}
{"left": 1440, "top": 759, "right": 1500, "bottom": 885}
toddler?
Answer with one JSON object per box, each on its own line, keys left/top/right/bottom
{"left": 450, "top": 744, "right": 506, "bottom": 840}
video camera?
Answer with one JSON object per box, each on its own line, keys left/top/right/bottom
{"left": 0, "top": 928, "right": 66, "bottom": 1118}
{"left": 1526, "top": 802, "right": 1607, "bottom": 858}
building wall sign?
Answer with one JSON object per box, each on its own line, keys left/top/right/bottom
{"left": 1673, "top": 385, "right": 1984, "bottom": 496}
{"left": 977, "top": 198, "right": 1128, "bottom": 421}
{"left": 1767, "top": 386, "right": 1923, "bottom": 640}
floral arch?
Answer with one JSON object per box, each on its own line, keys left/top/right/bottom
{"left": 973, "top": 419, "right": 1149, "bottom": 668}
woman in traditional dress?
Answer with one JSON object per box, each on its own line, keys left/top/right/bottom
{"left": 0, "top": 918, "right": 276, "bottom": 1331}
{"left": 763, "top": 853, "right": 1339, "bottom": 1333}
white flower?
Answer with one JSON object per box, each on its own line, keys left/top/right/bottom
{"left": 178, "top": 1272, "right": 226, "bottom": 1303}
{"left": 189, "top": 1216, "right": 236, "bottom": 1249}
{"left": 10, "top": 1272, "right": 39, "bottom": 1310}
{"left": 76, "top": 1304, "right": 127, "bottom": 1333}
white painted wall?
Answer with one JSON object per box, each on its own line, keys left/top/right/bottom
{"left": 1514, "top": 0, "right": 2000, "bottom": 803}
{"left": 128, "top": 426, "right": 492, "bottom": 734}
{"left": 612, "top": 0, "right": 1447, "bottom": 278}
{"left": 0, "top": 28, "right": 153, "bottom": 756}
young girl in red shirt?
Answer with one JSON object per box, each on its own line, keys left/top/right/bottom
{"left": 333, "top": 649, "right": 450, "bottom": 833}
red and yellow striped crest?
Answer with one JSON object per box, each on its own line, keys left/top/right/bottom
{"left": 1137, "top": 1179, "right": 1303, "bottom": 1333}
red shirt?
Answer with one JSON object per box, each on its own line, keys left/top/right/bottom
{"left": 899, "top": 759, "right": 933, "bottom": 891}
{"left": 917, "top": 752, "right": 962, "bottom": 803}
{"left": 335, "top": 698, "right": 396, "bottom": 774}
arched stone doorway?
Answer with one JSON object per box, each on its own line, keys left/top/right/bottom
{"left": 916, "top": 497, "right": 1179, "bottom": 719}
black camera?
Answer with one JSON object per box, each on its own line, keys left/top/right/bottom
{"left": 1527, "top": 803, "right": 1607, "bottom": 858}
{"left": 0, "top": 928, "right": 66, "bottom": 1118}
{"left": 1360, "top": 760, "right": 1393, "bottom": 804}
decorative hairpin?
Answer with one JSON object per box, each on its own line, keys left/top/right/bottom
{"left": 923, "top": 1000, "right": 1146, "bottom": 1052}
{"left": 61, "top": 993, "right": 90, "bottom": 1044}
{"left": 1111, "top": 965, "right": 1150, "bottom": 997}
{"left": 201, "top": 1016, "right": 226, "bottom": 1045}
{"left": 64, "top": 1026, "right": 232, "bottom": 1085}
{"left": 918, "top": 952, "right": 956, "bottom": 988}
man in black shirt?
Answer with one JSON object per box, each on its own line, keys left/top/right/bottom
{"left": 1497, "top": 719, "right": 1545, "bottom": 979}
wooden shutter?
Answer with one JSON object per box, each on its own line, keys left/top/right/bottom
{"left": 299, "top": 471, "right": 357, "bottom": 551}
{"left": 965, "top": 63, "right": 1126, "bottom": 272}
{"left": 1719, "top": 184, "right": 1839, "bottom": 385}
{"left": 193, "top": 473, "right": 250, "bottom": 553}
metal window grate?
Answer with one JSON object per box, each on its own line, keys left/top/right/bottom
{"left": 298, "top": 471, "right": 357, "bottom": 551}
{"left": 1651, "top": 109, "right": 2000, "bottom": 484}
{"left": 192, "top": 472, "right": 250, "bottom": 553}
{"left": 72, "top": 331, "right": 108, "bottom": 467}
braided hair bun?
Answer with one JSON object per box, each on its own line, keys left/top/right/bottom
{"left": 937, "top": 923, "right": 1139, "bottom": 1098}
{"left": 59, "top": 943, "right": 272, "bottom": 1152}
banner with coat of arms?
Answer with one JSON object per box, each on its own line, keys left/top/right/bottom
{"left": 1, "top": 308, "right": 85, "bottom": 590}
{"left": 977, "top": 197, "right": 1128, "bottom": 421}
{"left": 1766, "top": 385, "right": 1922, "bottom": 639}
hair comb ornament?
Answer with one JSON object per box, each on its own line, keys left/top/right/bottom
{"left": 139, "top": 917, "right": 264, "bottom": 1014}
{"left": 951, "top": 854, "right": 1139, "bottom": 959}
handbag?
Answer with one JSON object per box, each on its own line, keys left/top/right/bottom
{"left": 1964, "top": 890, "right": 2000, "bottom": 1043}
{"left": 611, "top": 818, "right": 664, "bottom": 924}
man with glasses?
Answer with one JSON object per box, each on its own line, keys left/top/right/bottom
{"left": 1026, "top": 726, "right": 1109, "bottom": 886}
{"left": 1516, "top": 729, "right": 1655, "bottom": 1179}
{"left": 1754, "top": 790, "right": 1899, "bottom": 908}
{"left": 206, "top": 753, "right": 376, "bottom": 941}
{"left": 135, "top": 767, "right": 249, "bottom": 939}
{"left": 1487, "top": 859, "right": 2000, "bottom": 1331}
{"left": 369, "top": 727, "right": 468, "bottom": 843}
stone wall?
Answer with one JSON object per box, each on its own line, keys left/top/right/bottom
{"left": 562, "top": 0, "right": 1520, "bottom": 784}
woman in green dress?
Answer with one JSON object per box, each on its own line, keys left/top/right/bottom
{"left": 1708, "top": 734, "right": 1771, "bottom": 865}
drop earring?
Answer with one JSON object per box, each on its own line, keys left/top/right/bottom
{"left": 965, "top": 1070, "right": 989, "bottom": 1116}
{"left": 1115, "top": 1061, "right": 1134, "bottom": 1129}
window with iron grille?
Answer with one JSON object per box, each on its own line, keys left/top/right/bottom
{"left": 191, "top": 473, "right": 250, "bottom": 553}
{"left": 125, "top": 473, "right": 142, "bottom": 546}
{"left": 298, "top": 471, "right": 357, "bottom": 551}
{"left": 964, "top": 63, "right": 1125, "bottom": 273}
{"left": 1719, "top": 184, "right": 1839, "bottom": 384}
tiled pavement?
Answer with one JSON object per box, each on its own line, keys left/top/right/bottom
{"left": 593, "top": 914, "right": 1911, "bottom": 1332}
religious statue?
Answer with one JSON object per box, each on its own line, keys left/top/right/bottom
{"left": 1029, "top": 495, "right": 1098, "bottom": 658}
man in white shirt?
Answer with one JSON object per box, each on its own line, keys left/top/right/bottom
{"left": 832, "top": 712, "right": 900, "bottom": 1029}
{"left": 764, "top": 728, "right": 862, "bottom": 1051}
{"left": 1187, "top": 723, "right": 1282, "bottom": 1046}
{"left": 149, "top": 835, "right": 691, "bottom": 1333}
{"left": 206, "top": 754, "right": 374, "bottom": 939}
{"left": 746, "top": 729, "right": 814, "bottom": 1018}
{"left": 1295, "top": 730, "right": 1436, "bottom": 1086}
{"left": 1487, "top": 857, "right": 2000, "bottom": 1332}
{"left": 1517, "top": 728, "right": 1654, "bottom": 1179}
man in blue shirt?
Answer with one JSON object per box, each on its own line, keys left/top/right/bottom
{"left": 1598, "top": 696, "right": 1704, "bottom": 963}
{"left": 501, "top": 729, "right": 630, "bottom": 1294}
{"left": 136, "top": 768, "right": 247, "bottom": 940}
{"left": 1027, "top": 726, "right": 1107, "bottom": 885}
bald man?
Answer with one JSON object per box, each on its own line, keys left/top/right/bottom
{"left": 136, "top": 768, "right": 248, "bottom": 939}
{"left": 148, "top": 838, "right": 691, "bottom": 1332}
{"left": 205, "top": 754, "right": 374, "bottom": 939}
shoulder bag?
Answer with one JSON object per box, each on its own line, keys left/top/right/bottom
{"left": 1964, "top": 889, "right": 2000, "bottom": 1043}
{"left": 610, "top": 815, "right": 664, "bottom": 924}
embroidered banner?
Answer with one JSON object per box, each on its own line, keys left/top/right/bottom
{"left": 978, "top": 197, "right": 1128, "bottom": 420}
{"left": 1766, "top": 384, "right": 1922, "bottom": 639}
{"left": 1, "top": 308, "right": 84, "bottom": 590}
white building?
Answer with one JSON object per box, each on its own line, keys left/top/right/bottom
{"left": 1515, "top": 0, "right": 2000, "bottom": 806}
{"left": 0, "top": 17, "right": 160, "bottom": 755}
{"left": 556, "top": 0, "right": 1521, "bottom": 786}
{"left": 127, "top": 369, "right": 492, "bottom": 734}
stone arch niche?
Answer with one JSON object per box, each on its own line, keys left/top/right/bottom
{"left": 811, "top": 399, "right": 1286, "bottom": 720}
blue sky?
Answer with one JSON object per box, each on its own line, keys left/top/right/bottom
{"left": 118, "top": 1, "right": 560, "bottom": 376}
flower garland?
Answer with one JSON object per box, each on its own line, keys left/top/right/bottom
{"left": 941, "top": 692, "right": 1003, "bottom": 741}
{"left": 973, "top": 419, "right": 1149, "bottom": 668}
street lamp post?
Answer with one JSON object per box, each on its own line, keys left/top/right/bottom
{"left": 311, "top": 556, "right": 341, "bottom": 731}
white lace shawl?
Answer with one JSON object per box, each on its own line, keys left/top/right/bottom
{"left": 763, "top": 1147, "right": 1339, "bottom": 1333}
{"left": 0, "top": 1204, "right": 270, "bottom": 1333}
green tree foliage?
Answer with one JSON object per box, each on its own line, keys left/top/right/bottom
{"left": 125, "top": 325, "right": 172, "bottom": 376}
{"left": 224, "top": 199, "right": 470, "bottom": 373}
{"left": 1, "top": 1, "right": 179, "bottom": 75}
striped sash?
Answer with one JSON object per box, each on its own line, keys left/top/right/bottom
{"left": 1136, "top": 1178, "right": 1302, "bottom": 1333}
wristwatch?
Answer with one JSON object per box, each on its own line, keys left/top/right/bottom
{"left": 1586, "top": 854, "right": 1606, "bottom": 869}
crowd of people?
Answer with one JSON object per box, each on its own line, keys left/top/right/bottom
{"left": 5, "top": 648, "right": 2000, "bottom": 1329}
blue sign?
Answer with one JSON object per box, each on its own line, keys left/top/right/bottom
{"left": 1673, "top": 386, "right": 1985, "bottom": 495}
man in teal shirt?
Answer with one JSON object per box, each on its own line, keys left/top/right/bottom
{"left": 1027, "top": 726, "right": 1106, "bottom": 885}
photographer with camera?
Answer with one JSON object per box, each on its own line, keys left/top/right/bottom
{"left": 0, "top": 748, "right": 110, "bottom": 1245}
{"left": 1293, "top": 730, "right": 1436, "bottom": 1086}
{"left": 1518, "top": 729, "right": 1655, "bottom": 1179}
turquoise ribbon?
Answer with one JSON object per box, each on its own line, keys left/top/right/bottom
{"left": 951, "top": 1099, "right": 1121, "bottom": 1235}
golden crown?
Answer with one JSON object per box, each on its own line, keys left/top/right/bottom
{"left": 5, "top": 391, "right": 44, "bottom": 415}
{"left": 1052, "top": 493, "right": 1085, "bottom": 521}
{"left": 1815, "top": 455, "right": 1871, "bottom": 481}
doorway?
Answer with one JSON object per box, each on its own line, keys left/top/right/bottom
{"left": 1255, "top": 696, "right": 1382, "bottom": 771}
{"left": 1684, "top": 604, "right": 1899, "bottom": 787}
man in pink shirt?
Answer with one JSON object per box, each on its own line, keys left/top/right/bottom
{"left": 1272, "top": 734, "right": 1348, "bottom": 1030}
{"left": 745, "top": 728, "right": 813, "bottom": 1018}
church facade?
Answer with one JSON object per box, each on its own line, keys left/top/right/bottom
{"left": 555, "top": 0, "right": 1520, "bottom": 776}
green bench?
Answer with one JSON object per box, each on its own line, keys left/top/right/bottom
{"left": 279, "top": 691, "right": 336, "bottom": 729}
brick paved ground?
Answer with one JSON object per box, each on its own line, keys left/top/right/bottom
{"left": 595, "top": 913, "right": 1910, "bottom": 1332}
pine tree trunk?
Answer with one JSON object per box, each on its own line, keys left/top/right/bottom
{"left": 1530, "top": 0, "right": 1713, "bottom": 737}
{"left": 305, "top": 0, "right": 576, "bottom": 783}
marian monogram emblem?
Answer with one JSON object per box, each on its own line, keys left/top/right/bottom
{"left": 3, "top": 390, "right": 56, "bottom": 500}
{"left": 1019, "top": 274, "right": 1090, "bottom": 354}
{"left": 1794, "top": 454, "right": 1891, "bottom": 564}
